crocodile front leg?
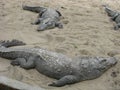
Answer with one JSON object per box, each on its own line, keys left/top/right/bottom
{"left": 55, "top": 22, "right": 63, "bottom": 29}
{"left": 48, "top": 75, "right": 79, "bottom": 87}
{"left": 31, "top": 18, "right": 43, "bottom": 25}
{"left": 114, "top": 23, "right": 120, "bottom": 30}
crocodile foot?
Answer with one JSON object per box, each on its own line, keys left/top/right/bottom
{"left": 11, "top": 60, "right": 20, "bottom": 66}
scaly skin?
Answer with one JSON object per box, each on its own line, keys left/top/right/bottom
{"left": 103, "top": 5, "right": 120, "bottom": 30}
{"left": 23, "top": 5, "right": 63, "bottom": 31}
{"left": 0, "top": 40, "right": 117, "bottom": 87}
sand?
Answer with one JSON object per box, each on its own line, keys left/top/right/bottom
{"left": 0, "top": 0, "right": 120, "bottom": 90}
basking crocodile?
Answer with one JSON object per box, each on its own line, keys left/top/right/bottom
{"left": 0, "top": 40, "right": 117, "bottom": 87}
{"left": 103, "top": 5, "right": 120, "bottom": 30}
{"left": 23, "top": 5, "right": 63, "bottom": 31}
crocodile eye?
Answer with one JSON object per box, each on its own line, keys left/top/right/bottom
{"left": 100, "top": 59, "right": 107, "bottom": 64}
{"left": 102, "top": 59, "right": 107, "bottom": 62}
{"left": 45, "top": 22, "right": 48, "bottom": 24}
{"left": 48, "top": 22, "right": 52, "bottom": 25}
{"left": 45, "top": 21, "right": 51, "bottom": 25}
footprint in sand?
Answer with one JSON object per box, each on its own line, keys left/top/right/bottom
{"left": 44, "top": 34, "right": 66, "bottom": 44}
{"left": 55, "top": 48, "right": 67, "bottom": 54}
{"left": 107, "top": 50, "right": 120, "bottom": 57}
{"left": 55, "top": 36, "right": 66, "bottom": 43}
{"left": 79, "top": 49, "right": 91, "bottom": 55}
{"left": 44, "top": 34, "right": 54, "bottom": 43}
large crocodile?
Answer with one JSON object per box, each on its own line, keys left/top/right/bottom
{"left": 0, "top": 40, "right": 117, "bottom": 87}
{"left": 23, "top": 5, "right": 63, "bottom": 31}
{"left": 103, "top": 5, "right": 120, "bottom": 30}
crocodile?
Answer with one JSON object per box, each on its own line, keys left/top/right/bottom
{"left": 0, "top": 40, "right": 117, "bottom": 87}
{"left": 23, "top": 5, "right": 63, "bottom": 31}
{"left": 103, "top": 5, "right": 120, "bottom": 30}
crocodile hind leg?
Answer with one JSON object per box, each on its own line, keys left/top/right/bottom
{"left": 11, "top": 57, "right": 35, "bottom": 69}
{"left": 48, "top": 75, "right": 79, "bottom": 87}
{"left": 111, "top": 13, "right": 119, "bottom": 21}
{"left": 114, "top": 23, "right": 120, "bottom": 30}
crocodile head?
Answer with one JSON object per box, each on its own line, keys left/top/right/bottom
{"left": 98, "top": 57, "right": 117, "bottom": 72}
{"left": 37, "top": 18, "right": 56, "bottom": 31}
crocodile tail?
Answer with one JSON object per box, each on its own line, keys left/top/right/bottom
{"left": 103, "top": 5, "right": 116, "bottom": 17}
{"left": 0, "top": 39, "right": 26, "bottom": 48}
{"left": 22, "top": 5, "right": 46, "bottom": 13}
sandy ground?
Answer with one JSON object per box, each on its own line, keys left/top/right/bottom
{"left": 0, "top": 0, "right": 120, "bottom": 90}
